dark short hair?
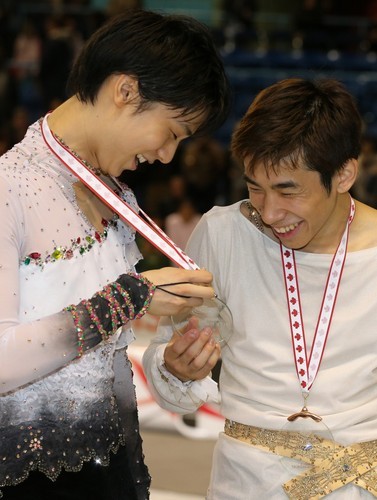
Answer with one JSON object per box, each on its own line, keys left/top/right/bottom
{"left": 67, "top": 9, "right": 231, "bottom": 136}
{"left": 231, "top": 78, "right": 362, "bottom": 193}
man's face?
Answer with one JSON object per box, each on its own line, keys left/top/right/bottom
{"left": 244, "top": 161, "right": 342, "bottom": 253}
{"left": 93, "top": 101, "right": 203, "bottom": 177}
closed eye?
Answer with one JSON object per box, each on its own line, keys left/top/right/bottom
{"left": 248, "top": 186, "right": 263, "bottom": 193}
{"left": 280, "top": 191, "right": 297, "bottom": 197}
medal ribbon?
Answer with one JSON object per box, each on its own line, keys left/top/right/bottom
{"left": 280, "top": 198, "right": 355, "bottom": 393}
{"left": 41, "top": 115, "right": 199, "bottom": 270}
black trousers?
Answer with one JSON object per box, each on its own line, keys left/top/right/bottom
{"left": 1, "top": 445, "right": 150, "bottom": 500}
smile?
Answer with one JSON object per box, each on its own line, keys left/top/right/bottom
{"left": 273, "top": 223, "right": 299, "bottom": 234}
{"left": 136, "top": 154, "right": 147, "bottom": 165}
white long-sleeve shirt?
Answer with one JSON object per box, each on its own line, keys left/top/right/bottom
{"left": 143, "top": 201, "right": 377, "bottom": 499}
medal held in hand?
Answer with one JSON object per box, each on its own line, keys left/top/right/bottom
{"left": 171, "top": 295, "right": 233, "bottom": 347}
{"left": 280, "top": 198, "right": 355, "bottom": 473}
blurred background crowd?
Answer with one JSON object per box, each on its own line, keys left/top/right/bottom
{"left": 2, "top": 0, "right": 377, "bottom": 268}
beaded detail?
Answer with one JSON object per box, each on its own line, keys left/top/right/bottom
{"left": 0, "top": 343, "right": 132, "bottom": 496}
{"left": 132, "top": 273, "right": 156, "bottom": 319}
{"left": 224, "top": 420, "right": 377, "bottom": 499}
{"left": 21, "top": 218, "right": 117, "bottom": 268}
{"left": 65, "top": 273, "right": 156, "bottom": 359}
{"left": 65, "top": 304, "right": 85, "bottom": 358}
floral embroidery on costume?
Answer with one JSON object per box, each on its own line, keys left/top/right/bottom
{"left": 21, "top": 218, "right": 118, "bottom": 267}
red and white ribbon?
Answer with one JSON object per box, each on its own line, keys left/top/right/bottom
{"left": 280, "top": 198, "right": 355, "bottom": 393}
{"left": 41, "top": 115, "right": 199, "bottom": 270}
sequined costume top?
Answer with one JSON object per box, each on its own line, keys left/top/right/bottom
{"left": 0, "top": 119, "right": 150, "bottom": 498}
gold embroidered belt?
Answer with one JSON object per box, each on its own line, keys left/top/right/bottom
{"left": 224, "top": 419, "right": 377, "bottom": 499}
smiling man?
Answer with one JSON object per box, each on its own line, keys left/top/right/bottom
{"left": 143, "top": 78, "right": 377, "bottom": 499}
{"left": 0, "top": 9, "right": 230, "bottom": 500}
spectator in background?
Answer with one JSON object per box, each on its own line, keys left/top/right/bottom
{"left": 293, "top": 0, "right": 332, "bottom": 51}
{"left": 180, "top": 135, "right": 230, "bottom": 213}
{"left": 9, "top": 19, "right": 43, "bottom": 122}
{"left": 165, "top": 196, "right": 202, "bottom": 266}
{"left": 0, "top": 44, "right": 13, "bottom": 127}
{"left": 7, "top": 105, "right": 30, "bottom": 145}
{"left": 107, "top": 0, "right": 142, "bottom": 17}
{"left": 154, "top": 173, "right": 189, "bottom": 219}
{"left": 39, "top": 15, "right": 76, "bottom": 110}
{"left": 351, "top": 134, "right": 377, "bottom": 207}
{"left": 221, "top": 0, "right": 257, "bottom": 51}
{"left": 11, "top": 19, "right": 41, "bottom": 81}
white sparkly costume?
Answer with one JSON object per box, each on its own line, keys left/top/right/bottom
{"left": 143, "top": 201, "right": 377, "bottom": 499}
{"left": 0, "top": 119, "right": 149, "bottom": 496}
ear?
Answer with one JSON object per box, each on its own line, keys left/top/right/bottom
{"left": 113, "top": 74, "right": 139, "bottom": 108}
{"left": 334, "top": 158, "right": 358, "bottom": 193}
